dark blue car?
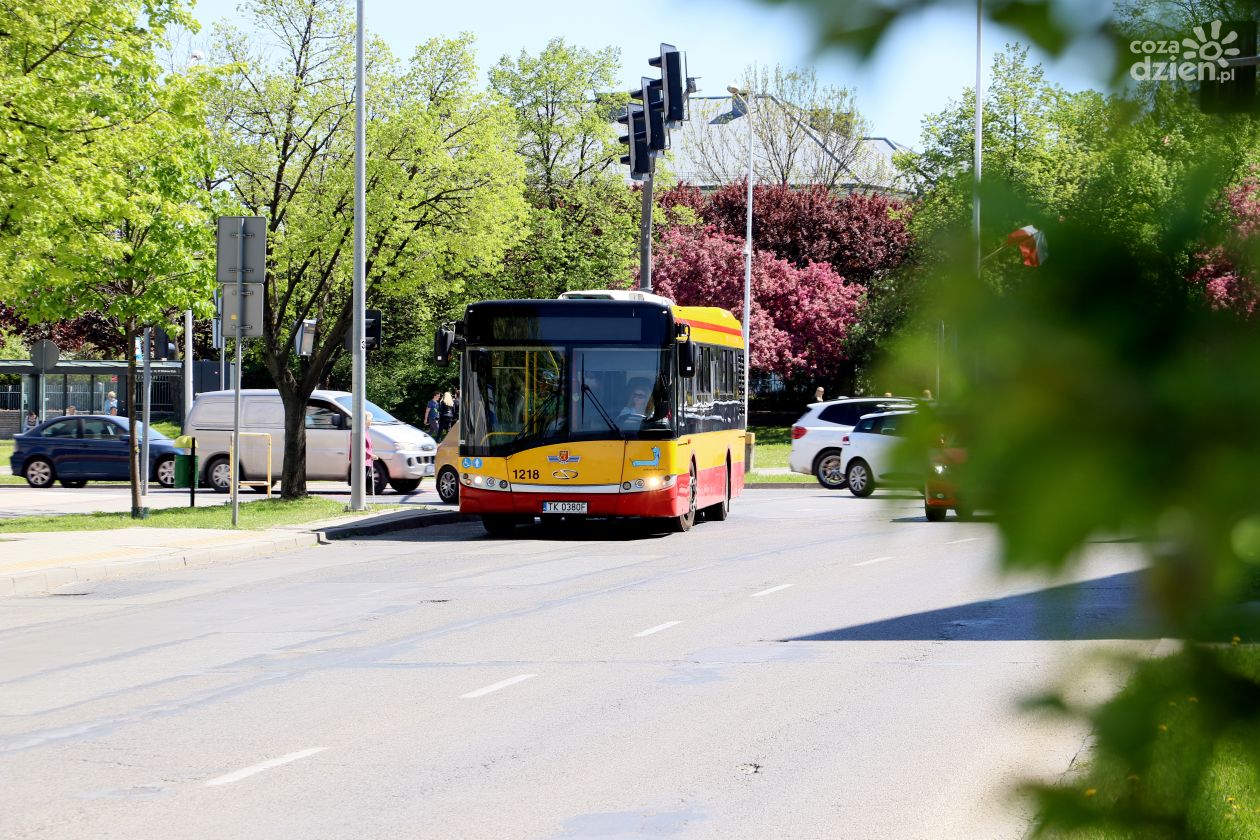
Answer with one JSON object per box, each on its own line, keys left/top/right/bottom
{"left": 10, "top": 415, "right": 181, "bottom": 489}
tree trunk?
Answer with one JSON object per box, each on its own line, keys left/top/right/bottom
{"left": 124, "top": 323, "right": 142, "bottom": 517}
{"left": 279, "top": 387, "right": 308, "bottom": 499}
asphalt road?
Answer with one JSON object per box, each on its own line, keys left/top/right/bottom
{"left": 0, "top": 490, "right": 1154, "bottom": 839}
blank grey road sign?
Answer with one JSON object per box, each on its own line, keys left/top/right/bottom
{"left": 219, "top": 283, "right": 265, "bottom": 338}
{"left": 30, "top": 339, "right": 59, "bottom": 372}
{"left": 216, "top": 216, "right": 267, "bottom": 285}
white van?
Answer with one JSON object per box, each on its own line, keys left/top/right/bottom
{"left": 185, "top": 389, "right": 437, "bottom": 494}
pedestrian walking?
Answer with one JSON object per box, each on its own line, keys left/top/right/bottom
{"left": 24, "top": 410, "right": 38, "bottom": 432}
{"left": 424, "top": 391, "right": 440, "bottom": 438}
{"left": 439, "top": 391, "right": 455, "bottom": 439}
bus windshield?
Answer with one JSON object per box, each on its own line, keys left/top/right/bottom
{"left": 462, "top": 345, "right": 673, "bottom": 456}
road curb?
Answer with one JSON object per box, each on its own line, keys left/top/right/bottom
{"left": 2, "top": 532, "right": 325, "bottom": 597}
{"left": 317, "top": 508, "right": 478, "bottom": 539}
{"left": 745, "top": 482, "right": 828, "bottom": 490}
{"left": 0, "top": 508, "right": 471, "bottom": 598}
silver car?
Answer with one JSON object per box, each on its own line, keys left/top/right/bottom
{"left": 184, "top": 389, "right": 436, "bottom": 494}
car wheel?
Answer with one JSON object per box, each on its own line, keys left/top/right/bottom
{"left": 371, "top": 459, "right": 389, "bottom": 495}
{"left": 207, "top": 456, "right": 233, "bottom": 493}
{"left": 437, "top": 466, "right": 460, "bottom": 504}
{"left": 59, "top": 479, "right": 87, "bottom": 488}
{"left": 155, "top": 456, "right": 176, "bottom": 488}
{"left": 389, "top": 478, "right": 421, "bottom": 494}
{"left": 813, "top": 450, "right": 846, "bottom": 489}
{"left": 925, "top": 505, "right": 947, "bottom": 522}
{"left": 672, "top": 461, "right": 698, "bottom": 532}
{"left": 23, "top": 457, "right": 55, "bottom": 488}
{"left": 482, "top": 514, "right": 518, "bottom": 536}
{"left": 846, "top": 459, "right": 874, "bottom": 498}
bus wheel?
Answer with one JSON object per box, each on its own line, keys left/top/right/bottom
{"left": 672, "top": 462, "right": 697, "bottom": 533}
{"left": 703, "top": 461, "right": 730, "bottom": 522}
{"left": 482, "top": 514, "right": 518, "bottom": 536}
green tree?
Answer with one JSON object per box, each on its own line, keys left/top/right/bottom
{"left": 487, "top": 38, "right": 638, "bottom": 299}
{"left": 898, "top": 45, "right": 1109, "bottom": 261}
{"left": 209, "top": 0, "right": 525, "bottom": 498}
{"left": 0, "top": 1, "right": 220, "bottom": 514}
{"left": 0, "top": 0, "right": 198, "bottom": 277}
{"left": 11, "top": 67, "right": 220, "bottom": 514}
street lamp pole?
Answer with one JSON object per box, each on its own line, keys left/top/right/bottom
{"left": 350, "top": 0, "right": 367, "bottom": 511}
{"left": 727, "top": 85, "right": 754, "bottom": 424}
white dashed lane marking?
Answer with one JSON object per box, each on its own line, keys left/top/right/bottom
{"left": 461, "top": 674, "right": 537, "bottom": 699}
{"left": 205, "top": 748, "right": 327, "bottom": 787}
{"left": 634, "top": 621, "right": 681, "bottom": 637}
{"left": 852, "top": 556, "right": 894, "bottom": 567}
{"left": 751, "top": 584, "right": 794, "bottom": 598}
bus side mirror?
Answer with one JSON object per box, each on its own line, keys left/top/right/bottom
{"left": 434, "top": 328, "right": 455, "bottom": 367}
{"left": 678, "top": 341, "right": 697, "bottom": 378}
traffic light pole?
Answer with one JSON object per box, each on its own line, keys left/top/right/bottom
{"left": 639, "top": 173, "right": 654, "bottom": 291}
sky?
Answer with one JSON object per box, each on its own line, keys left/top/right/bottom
{"left": 185, "top": 0, "right": 1116, "bottom": 149}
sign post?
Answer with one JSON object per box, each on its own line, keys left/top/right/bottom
{"left": 216, "top": 216, "right": 267, "bottom": 526}
{"left": 141, "top": 327, "right": 152, "bottom": 496}
{"left": 30, "top": 339, "right": 59, "bottom": 423}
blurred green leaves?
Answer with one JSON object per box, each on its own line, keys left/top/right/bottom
{"left": 770, "top": 0, "right": 1260, "bottom": 832}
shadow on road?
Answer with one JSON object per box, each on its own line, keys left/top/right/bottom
{"left": 782, "top": 571, "right": 1162, "bottom": 642}
{"left": 487, "top": 517, "right": 679, "bottom": 542}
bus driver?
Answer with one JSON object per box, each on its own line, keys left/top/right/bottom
{"left": 616, "top": 378, "right": 652, "bottom": 430}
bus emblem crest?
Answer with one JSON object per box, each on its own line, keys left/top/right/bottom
{"left": 547, "top": 451, "right": 581, "bottom": 464}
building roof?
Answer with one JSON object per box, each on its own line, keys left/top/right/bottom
{"left": 658, "top": 95, "right": 911, "bottom": 195}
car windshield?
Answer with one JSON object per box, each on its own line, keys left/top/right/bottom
{"left": 462, "top": 345, "right": 673, "bottom": 457}
{"left": 333, "top": 396, "right": 402, "bottom": 425}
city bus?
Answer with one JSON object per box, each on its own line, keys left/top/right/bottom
{"left": 434, "top": 290, "right": 746, "bottom": 535}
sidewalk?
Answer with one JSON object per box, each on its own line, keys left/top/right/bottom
{"left": 0, "top": 507, "right": 471, "bottom": 597}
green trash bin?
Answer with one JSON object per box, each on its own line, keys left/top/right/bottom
{"left": 174, "top": 453, "right": 198, "bottom": 489}
{"left": 173, "top": 436, "right": 198, "bottom": 489}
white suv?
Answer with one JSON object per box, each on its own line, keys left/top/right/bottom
{"left": 789, "top": 397, "right": 915, "bottom": 488}
{"left": 840, "top": 409, "right": 923, "bottom": 497}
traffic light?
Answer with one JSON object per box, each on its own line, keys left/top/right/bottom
{"left": 618, "top": 103, "right": 652, "bottom": 180}
{"left": 151, "top": 326, "right": 176, "bottom": 360}
{"left": 631, "top": 76, "right": 668, "bottom": 152}
{"left": 649, "top": 43, "right": 689, "bottom": 126}
{"left": 344, "top": 309, "right": 383, "bottom": 351}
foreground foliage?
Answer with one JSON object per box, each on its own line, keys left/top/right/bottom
{"left": 766, "top": 0, "right": 1260, "bottom": 833}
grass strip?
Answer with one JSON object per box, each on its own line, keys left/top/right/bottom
{"left": 750, "top": 425, "right": 792, "bottom": 470}
{"left": 0, "top": 497, "right": 380, "bottom": 533}
{"left": 745, "top": 471, "right": 815, "bottom": 484}
{"left": 1039, "top": 645, "right": 1260, "bottom": 839}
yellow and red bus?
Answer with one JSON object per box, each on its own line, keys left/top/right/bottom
{"left": 434, "top": 290, "right": 746, "bottom": 535}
